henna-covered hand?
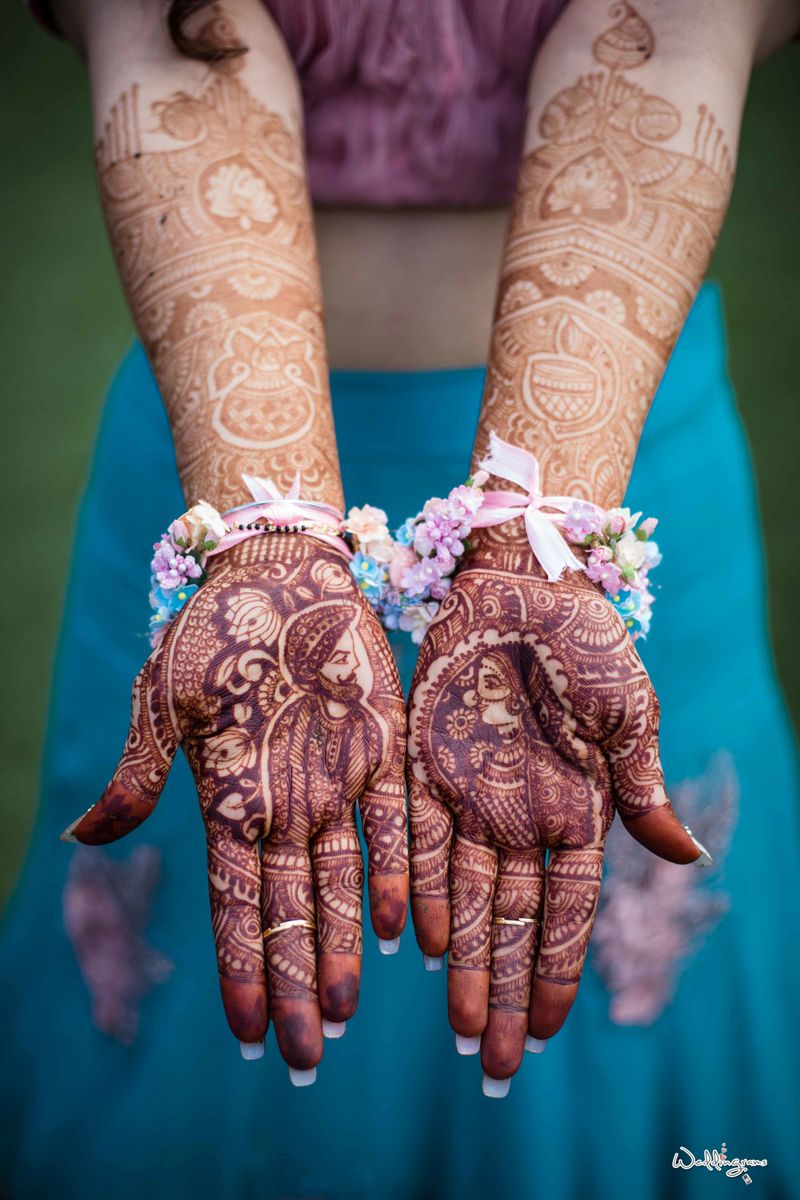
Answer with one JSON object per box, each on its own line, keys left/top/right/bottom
{"left": 64, "top": 537, "right": 408, "bottom": 1070}
{"left": 407, "top": 551, "right": 703, "bottom": 1083}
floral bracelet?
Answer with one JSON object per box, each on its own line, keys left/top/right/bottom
{"left": 148, "top": 435, "right": 660, "bottom": 647}
{"left": 344, "top": 434, "right": 659, "bottom": 643}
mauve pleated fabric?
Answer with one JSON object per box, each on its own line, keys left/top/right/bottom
{"left": 25, "top": 0, "right": 567, "bottom": 204}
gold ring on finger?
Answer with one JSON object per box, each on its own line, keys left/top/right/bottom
{"left": 262, "top": 918, "right": 316, "bottom": 940}
{"left": 492, "top": 917, "right": 541, "bottom": 928}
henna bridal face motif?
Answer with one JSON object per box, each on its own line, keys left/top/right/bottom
{"left": 96, "top": 68, "right": 340, "bottom": 511}
{"left": 65, "top": 537, "right": 408, "bottom": 1069}
{"left": 477, "top": 1, "right": 734, "bottom": 518}
{"left": 407, "top": 563, "right": 699, "bottom": 1081}
{"left": 407, "top": 4, "right": 722, "bottom": 1083}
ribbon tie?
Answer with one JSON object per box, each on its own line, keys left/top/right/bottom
{"left": 472, "top": 433, "right": 584, "bottom": 581}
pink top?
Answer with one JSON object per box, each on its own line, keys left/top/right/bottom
{"left": 27, "top": 0, "right": 568, "bottom": 206}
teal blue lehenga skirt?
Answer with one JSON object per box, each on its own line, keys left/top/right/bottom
{"left": 1, "top": 284, "right": 799, "bottom": 1200}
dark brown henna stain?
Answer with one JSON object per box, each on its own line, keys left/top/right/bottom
{"left": 271, "top": 1001, "right": 323, "bottom": 1070}
{"left": 408, "top": 561, "right": 686, "bottom": 1053}
{"left": 70, "top": 535, "right": 408, "bottom": 1056}
{"left": 319, "top": 967, "right": 361, "bottom": 1023}
{"left": 367, "top": 879, "right": 408, "bottom": 939}
{"left": 68, "top": 653, "right": 179, "bottom": 844}
{"left": 407, "top": 1, "right": 716, "bottom": 1072}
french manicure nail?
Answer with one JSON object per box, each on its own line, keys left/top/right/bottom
{"left": 423, "top": 954, "right": 443, "bottom": 972}
{"left": 524, "top": 1036, "right": 547, "bottom": 1054}
{"left": 239, "top": 1041, "right": 264, "bottom": 1061}
{"left": 322, "top": 1020, "right": 346, "bottom": 1039}
{"left": 60, "top": 820, "right": 79, "bottom": 844}
{"left": 288, "top": 1066, "right": 317, "bottom": 1087}
{"left": 456, "top": 1034, "right": 481, "bottom": 1056}
{"left": 482, "top": 1073, "right": 511, "bottom": 1099}
{"left": 684, "top": 826, "right": 713, "bottom": 867}
{"left": 378, "top": 937, "right": 400, "bottom": 956}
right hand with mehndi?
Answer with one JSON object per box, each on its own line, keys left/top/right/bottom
{"left": 406, "top": 546, "right": 707, "bottom": 1091}
{"left": 63, "top": 536, "right": 408, "bottom": 1076}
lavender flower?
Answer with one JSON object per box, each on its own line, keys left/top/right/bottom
{"left": 563, "top": 501, "right": 606, "bottom": 543}
{"left": 400, "top": 557, "right": 441, "bottom": 599}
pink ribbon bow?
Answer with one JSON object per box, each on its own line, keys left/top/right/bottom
{"left": 471, "top": 433, "right": 584, "bottom": 581}
{"left": 208, "top": 474, "right": 349, "bottom": 558}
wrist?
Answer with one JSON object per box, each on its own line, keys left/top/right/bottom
{"left": 464, "top": 526, "right": 590, "bottom": 582}
{"left": 206, "top": 530, "right": 350, "bottom": 576}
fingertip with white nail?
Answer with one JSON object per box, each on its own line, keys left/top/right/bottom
{"left": 482, "top": 1073, "right": 511, "bottom": 1099}
{"left": 423, "top": 954, "right": 443, "bottom": 972}
{"left": 684, "top": 826, "right": 713, "bottom": 868}
{"left": 322, "top": 1019, "right": 346, "bottom": 1039}
{"left": 524, "top": 1035, "right": 547, "bottom": 1054}
{"left": 239, "top": 1040, "right": 264, "bottom": 1061}
{"left": 455, "top": 1034, "right": 481, "bottom": 1056}
{"left": 288, "top": 1066, "right": 317, "bottom": 1087}
{"left": 378, "top": 936, "right": 400, "bottom": 956}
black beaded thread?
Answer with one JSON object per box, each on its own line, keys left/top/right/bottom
{"left": 233, "top": 520, "right": 345, "bottom": 539}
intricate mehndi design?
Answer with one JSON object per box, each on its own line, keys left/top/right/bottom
{"left": 476, "top": 1, "right": 733, "bottom": 518}
{"left": 65, "top": 537, "right": 407, "bottom": 1066}
{"left": 407, "top": 563, "right": 696, "bottom": 1076}
{"left": 96, "top": 74, "right": 341, "bottom": 510}
{"left": 408, "top": 4, "right": 721, "bottom": 1081}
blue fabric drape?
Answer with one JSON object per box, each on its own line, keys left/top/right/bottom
{"left": 1, "top": 284, "right": 797, "bottom": 1199}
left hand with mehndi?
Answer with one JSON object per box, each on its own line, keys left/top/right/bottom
{"left": 407, "top": 543, "right": 708, "bottom": 1094}
{"left": 62, "top": 536, "right": 408, "bottom": 1077}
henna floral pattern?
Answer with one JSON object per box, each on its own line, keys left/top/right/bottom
{"left": 476, "top": 2, "right": 734, "bottom": 516}
{"left": 408, "top": 558, "right": 702, "bottom": 1080}
{"left": 96, "top": 70, "right": 340, "bottom": 510}
{"left": 407, "top": 3, "right": 727, "bottom": 1084}
{"left": 64, "top": 537, "right": 408, "bottom": 1068}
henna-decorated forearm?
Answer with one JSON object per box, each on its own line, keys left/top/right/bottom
{"left": 474, "top": 1, "right": 738, "bottom": 523}
{"left": 92, "top": 6, "right": 341, "bottom": 511}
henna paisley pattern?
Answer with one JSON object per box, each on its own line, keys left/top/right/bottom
{"left": 407, "top": 2, "right": 728, "bottom": 1085}
{"left": 65, "top": 537, "right": 408, "bottom": 1068}
{"left": 96, "top": 70, "right": 341, "bottom": 510}
{"left": 408, "top": 560, "right": 703, "bottom": 1081}
{"left": 475, "top": 2, "right": 734, "bottom": 518}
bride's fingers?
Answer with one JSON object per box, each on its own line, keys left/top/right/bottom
{"left": 311, "top": 815, "right": 363, "bottom": 1027}
{"left": 261, "top": 837, "right": 323, "bottom": 1074}
{"left": 358, "top": 705, "right": 409, "bottom": 945}
{"left": 604, "top": 684, "right": 706, "bottom": 864}
{"left": 408, "top": 768, "right": 453, "bottom": 959}
{"left": 528, "top": 847, "right": 603, "bottom": 1040}
{"left": 447, "top": 834, "right": 497, "bottom": 1040}
{"left": 480, "top": 848, "right": 545, "bottom": 1081}
{"left": 61, "top": 649, "right": 179, "bottom": 844}
{"left": 206, "top": 822, "right": 268, "bottom": 1050}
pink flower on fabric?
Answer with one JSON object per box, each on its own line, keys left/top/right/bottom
{"left": 639, "top": 516, "right": 659, "bottom": 538}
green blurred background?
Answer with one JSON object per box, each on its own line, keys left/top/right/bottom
{"left": 0, "top": 9, "right": 798, "bottom": 908}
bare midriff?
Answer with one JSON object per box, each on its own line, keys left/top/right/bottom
{"left": 315, "top": 207, "right": 509, "bottom": 372}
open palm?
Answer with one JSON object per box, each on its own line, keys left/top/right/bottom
{"left": 407, "top": 559, "right": 703, "bottom": 1084}
{"left": 65, "top": 536, "right": 408, "bottom": 1072}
